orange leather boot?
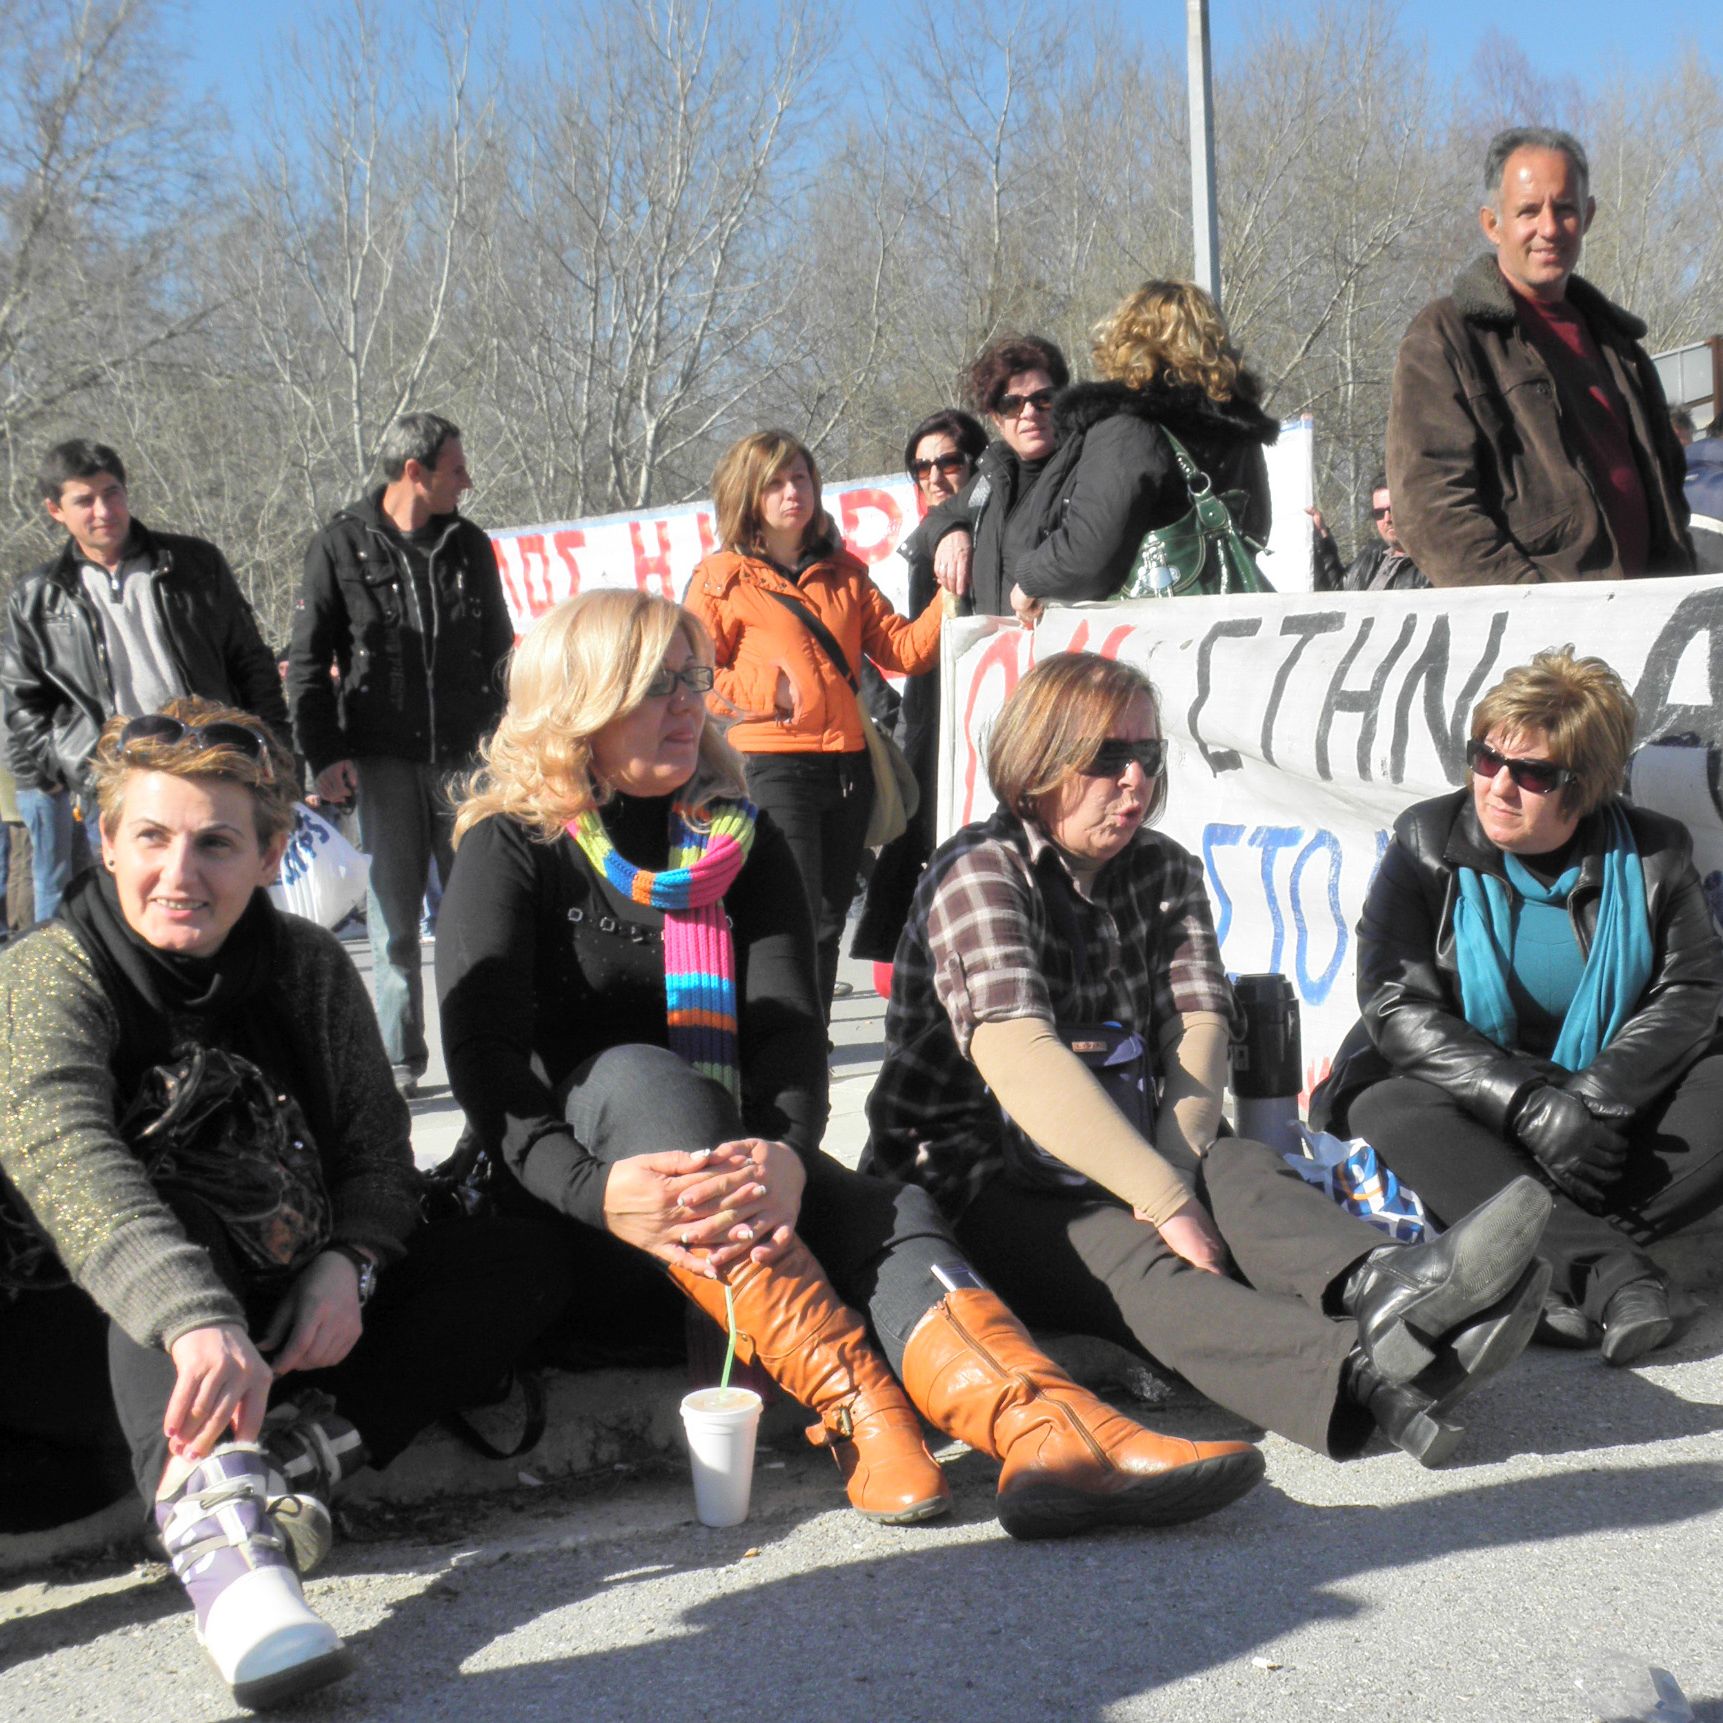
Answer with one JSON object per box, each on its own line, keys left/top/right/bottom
{"left": 900, "top": 1287, "right": 1265, "bottom": 1539}
{"left": 669, "top": 1239, "right": 951, "bottom": 1525}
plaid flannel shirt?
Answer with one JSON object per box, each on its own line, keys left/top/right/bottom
{"left": 862, "top": 805, "right": 1238, "bottom": 1218}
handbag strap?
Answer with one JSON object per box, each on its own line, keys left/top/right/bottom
{"left": 763, "top": 585, "right": 860, "bottom": 691}
{"left": 1158, "top": 426, "right": 1215, "bottom": 498}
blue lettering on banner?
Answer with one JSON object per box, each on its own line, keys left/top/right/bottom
{"left": 1202, "top": 823, "right": 1247, "bottom": 946}
{"left": 278, "top": 809, "right": 334, "bottom": 886}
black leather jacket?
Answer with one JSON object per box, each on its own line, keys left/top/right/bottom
{"left": 288, "top": 489, "right": 513, "bottom": 774}
{"left": 1, "top": 523, "right": 286, "bottom": 793}
{"left": 1314, "top": 789, "right": 1723, "bottom": 1135}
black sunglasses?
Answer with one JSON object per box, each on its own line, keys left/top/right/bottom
{"left": 118, "top": 714, "right": 275, "bottom": 779}
{"left": 1466, "top": 738, "right": 1575, "bottom": 796}
{"left": 1079, "top": 738, "right": 1167, "bottom": 779}
{"left": 910, "top": 452, "right": 971, "bottom": 482}
{"left": 644, "top": 664, "right": 716, "bottom": 699}
{"left": 1371, "top": 505, "right": 1393, "bottom": 519}
{"left": 996, "top": 388, "right": 1056, "bottom": 418}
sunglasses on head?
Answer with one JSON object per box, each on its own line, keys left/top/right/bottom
{"left": 910, "top": 452, "right": 971, "bottom": 482}
{"left": 1079, "top": 738, "right": 1166, "bottom": 779}
{"left": 1466, "top": 738, "right": 1575, "bottom": 796}
{"left": 996, "top": 388, "right": 1056, "bottom": 418}
{"left": 644, "top": 664, "right": 716, "bottom": 699}
{"left": 118, "top": 714, "right": 275, "bottom": 779}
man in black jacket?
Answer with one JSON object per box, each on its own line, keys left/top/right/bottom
{"left": 1, "top": 439, "right": 285, "bottom": 919}
{"left": 288, "top": 413, "right": 512, "bottom": 1094}
{"left": 1308, "top": 474, "right": 1428, "bottom": 593}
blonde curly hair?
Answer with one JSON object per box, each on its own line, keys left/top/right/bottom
{"left": 1090, "top": 279, "right": 1254, "bottom": 404}
{"left": 453, "top": 591, "right": 748, "bottom": 845}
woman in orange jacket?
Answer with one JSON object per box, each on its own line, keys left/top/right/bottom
{"left": 686, "top": 430, "right": 944, "bottom": 1017}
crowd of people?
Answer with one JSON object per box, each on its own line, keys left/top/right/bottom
{"left": 0, "top": 122, "right": 1720, "bottom": 1712}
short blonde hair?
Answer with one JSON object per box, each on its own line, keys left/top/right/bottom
{"left": 453, "top": 591, "right": 749, "bottom": 845}
{"left": 711, "top": 430, "right": 830, "bottom": 558}
{"left": 1470, "top": 645, "right": 1637, "bottom": 818}
{"left": 1090, "top": 279, "right": 1253, "bottom": 405}
{"left": 89, "top": 696, "right": 296, "bottom": 848}
{"left": 986, "top": 653, "right": 1166, "bottom": 825}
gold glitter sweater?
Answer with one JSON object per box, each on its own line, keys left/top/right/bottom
{"left": 0, "top": 917, "right": 420, "bottom": 1349}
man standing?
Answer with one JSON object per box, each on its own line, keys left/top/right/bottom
{"left": 1387, "top": 127, "right": 1694, "bottom": 586}
{"left": 288, "top": 413, "right": 512, "bottom": 1095}
{"left": 1, "top": 440, "right": 285, "bottom": 919}
{"left": 1308, "top": 473, "right": 1427, "bottom": 592}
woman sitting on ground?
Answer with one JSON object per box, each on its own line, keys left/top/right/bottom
{"left": 436, "top": 589, "right": 1268, "bottom": 1542}
{"left": 865, "top": 651, "right": 1552, "bottom": 1468}
{"left": 0, "top": 699, "right": 573, "bottom": 1710}
{"left": 1315, "top": 647, "right": 1723, "bottom": 1366}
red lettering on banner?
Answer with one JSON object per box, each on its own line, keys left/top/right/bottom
{"left": 839, "top": 488, "right": 902, "bottom": 566}
{"left": 513, "top": 533, "right": 550, "bottom": 614}
{"left": 550, "top": 529, "right": 586, "bottom": 599}
{"left": 491, "top": 537, "right": 528, "bottom": 623}
{"left": 631, "top": 520, "right": 675, "bottom": 598}
{"left": 959, "top": 632, "right": 1030, "bottom": 825}
{"left": 696, "top": 512, "right": 717, "bottom": 559}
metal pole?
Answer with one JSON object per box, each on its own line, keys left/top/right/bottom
{"left": 1187, "top": 0, "right": 1221, "bottom": 307}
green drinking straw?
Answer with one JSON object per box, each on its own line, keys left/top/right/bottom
{"left": 719, "top": 1282, "right": 739, "bottom": 1391}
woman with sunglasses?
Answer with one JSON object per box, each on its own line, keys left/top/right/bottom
{"left": 923, "top": 336, "right": 1070, "bottom": 621}
{"left": 853, "top": 408, "right": 988, "bottom": 974}
{"left": 999, "top": 281, "right": 1276, "bottom": 621}
{"left": 685, "top": 429, "right": 947, "bottom": 1019}
{"left": 437, "top": 590, "right": 1269, "bottom": 1539}
{"left": 0, "top": 698, "right": 573, "bottom": 1708}
{"left": 867, "top": 652, "right": 1555, "bottom": 1469}
{"left": 1317, "top": 648, "right": 1723, "bottom": 1368}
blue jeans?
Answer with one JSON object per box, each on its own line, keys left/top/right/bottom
{"left": 355, "top": 755, "right": 459, "bottom": 1074}
{"left": 16, "top": 786, "right": 75, "bottom": 923}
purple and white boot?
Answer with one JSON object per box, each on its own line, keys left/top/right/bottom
{"left": 156, "top": 1443, "right": 353, "bottom": 1710}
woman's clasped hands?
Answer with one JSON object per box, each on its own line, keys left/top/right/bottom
{"left": 603, "top": 1138, "right": 807, "bottom": 1276}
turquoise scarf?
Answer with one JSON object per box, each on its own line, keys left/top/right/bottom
{"left": 1452, "top": 803, "right": 1654, "bottom": 1071}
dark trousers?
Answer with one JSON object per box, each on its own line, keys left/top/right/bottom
{"left": 106, "top": 1206, "right": 576, "bottom": 1504}
{"left": 744, "top": 751, "right": 874, "bottom": 1017}
{"left": 556, "top": 1043, "right": 958, "bottom": 1371}
{"left": 1351, "top": 1058, "right": 1723, "bottom": 1321}
{"left": 953, "top": 1139, "right": 1381, "bottom": 1456}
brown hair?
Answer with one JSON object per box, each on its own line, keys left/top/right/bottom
{"left": 88, "top": 697, "right": 296, "bottom": 849}
{"left": 710, "top": 430, "right": 830, "bottom": 558}
{"left": 986, "top": 653, "right": 1167, "bottom": 825}
{"left": 1469, "top": 645, "right": 1636, "bottom": 818}
{"left": 1090, "top": 279, "right": 1256, "bottom": 405}
{"left": 965, "top": 335, "right": 1070, "bottom": 416}
{"left": 454, "top": 590, "right": 748, "bottom": 845}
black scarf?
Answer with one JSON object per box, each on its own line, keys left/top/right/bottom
{"left": 58, "top": 871, "right": 332, "bottom": 1152}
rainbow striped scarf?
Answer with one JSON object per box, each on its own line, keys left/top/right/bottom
{"left": 568, "top": 799, "right": 758, "bottom": 1101}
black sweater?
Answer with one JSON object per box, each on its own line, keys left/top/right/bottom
{"left": 435, "top": 795, "right": 829, "bottom": 1228}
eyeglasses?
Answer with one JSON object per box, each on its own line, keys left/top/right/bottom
{"left": 996, "top": 389, "right": 1056, "bottom": 419}
{"left": 910, "top": 452, "right": 971, "bottom": 483}
{"left": 118, "top": 714, "right": 275, "bottom": 779}
{"left": 1371, "top": 506, "right": 1393, "bottom": 520}
{"left": 645, "top": 664, "right": 716, "bottom": 699}
{"left": 1465, "top": 739, "right": 1575, "bottom": 796}
{"left": 1078, "top": 738, "right": 1166, "bottom": 779}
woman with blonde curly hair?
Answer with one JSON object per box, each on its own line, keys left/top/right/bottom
{"left": 437, "top": 590, "right": 1268, "bottom": 1540}
{"left": 999, "top": 279, "right": 1277, "bottom": 621}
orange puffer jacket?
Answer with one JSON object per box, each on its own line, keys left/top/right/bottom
{"left": 685, "top": 543, "right": 944, "bottom": 755}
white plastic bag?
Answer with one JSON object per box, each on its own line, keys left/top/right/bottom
{"left": 268, "top": 803, "right": 370, "bottom": 929}
{"left": 1283, "top": 1123, "right": 1430, "bottom": 1243}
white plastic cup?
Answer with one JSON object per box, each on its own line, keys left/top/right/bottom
{"left": 679, "top": 1386, "right": 763, "bottom": 1527}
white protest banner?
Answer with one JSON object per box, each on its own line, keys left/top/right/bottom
{"left": 483, "top": 420, "right": 1316, "bottom": 630}
{"left": 938, "top": 575, "right": 1723, "bottom": 1099}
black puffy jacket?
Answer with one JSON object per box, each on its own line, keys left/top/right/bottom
{"left": 1, "top": 524, "right": 286, "bottom": 793}
{"left": 288, "top": 489, "right": 513, "bottom": 774}
{"left": 1003, "top": 377, "right": 1278, "bottom": 604}
{"left": 1314, "top": 789, "right": 1723, "bottom": 1136}
{"left": 919, "top": 439, "right": 1047, "bottom": 620}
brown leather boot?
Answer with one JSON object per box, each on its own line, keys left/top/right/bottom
{"left": 669, "top": 1239, "right": 951, "bottom": 1525}
{"left": 900, "top": 1288, "right": 1265, "bottom": 1539}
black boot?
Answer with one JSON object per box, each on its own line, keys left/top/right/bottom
{"left": 1342, "top": 1176, "right": 1552, "bottom": 1383}
{"left": 1600, "top": 1279, "right": 1675, "bottom": 1367}
{"left": 1342, "top": 1349, "right": 1464, "bottom": 1468}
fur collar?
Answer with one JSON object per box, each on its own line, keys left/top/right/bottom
{"left": 1051, "top": 376, "right": 1279, "bottom": 448}
{"left": 1448, "top": 252, "right": 1647, "bottom": 341}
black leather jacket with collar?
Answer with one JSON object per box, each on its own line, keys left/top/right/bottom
{"left": 1, "top": 522, "right": 286, "bottom": 793}
{"left": 1314, "top": 788, "right": 1723, "bottom": 1135}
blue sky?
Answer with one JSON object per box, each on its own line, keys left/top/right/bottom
{"left": 174, "top": 1, "right": 1720, "bottom": 126}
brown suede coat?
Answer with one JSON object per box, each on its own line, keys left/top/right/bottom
{"left": 1387, "top": 254, "right": 1694, "bottom": 586}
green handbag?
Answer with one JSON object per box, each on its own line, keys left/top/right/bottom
{"left": 1118, "top": 427, "right": 1274, "bottom": 599}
